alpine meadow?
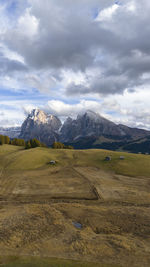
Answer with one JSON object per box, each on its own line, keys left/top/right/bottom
{"left": 0, "top": 0, "right": 150, "bottom": 266}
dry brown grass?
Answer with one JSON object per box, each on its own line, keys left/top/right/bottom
{"left": 0, "top": 145, "right": 150, "bottom": 266}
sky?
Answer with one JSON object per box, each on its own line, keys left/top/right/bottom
{"left": 0, "top": 0, "right": 150, "bottom": 129}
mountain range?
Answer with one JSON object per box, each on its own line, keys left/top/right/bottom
{"left": 19, "top": 109, "right": 150, "bottom": 153}
{"left": 1, "top": 109, "right": 150, "bottom": 153}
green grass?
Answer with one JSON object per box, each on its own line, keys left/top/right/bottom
{"left": 1, "top": 144, "right": 150, "bottom": 177}
{"left": 0, "top": 256, "right": 120, "bottom": 267}
{"left": 0, "top": 145, "right": 23, "bottom": 155}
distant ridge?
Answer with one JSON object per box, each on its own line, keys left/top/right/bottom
{"left": 0, "top": 127, "right": 21, "bottom": 138}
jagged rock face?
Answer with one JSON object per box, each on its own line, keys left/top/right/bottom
{"left": 19, "top": 109, "right": 62, "bottom": 145}
{"left": 118, "top": 124, "right": 149, "bottom": 139}
{"left": 60, "top": 110, "right": 128, "bottom": 142}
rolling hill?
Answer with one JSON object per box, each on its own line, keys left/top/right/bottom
{"left": 0, "top": 145, "right": 150, "bottom": 267}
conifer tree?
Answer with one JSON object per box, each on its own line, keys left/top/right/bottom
{"left": 25, "top": 141, "right": 32, "bottom": 149}
{"left": 30, "top": 138, "right": 41, "bottom": 148}
{"left": 0, "top": 135, "right": 4, "bottom": 145}
{"left": 4, "top": 136, "right": 10, "bottom": 144}
{"left": 52, "top": 142, "right": 65, "bottom": 149}
{"left": 52, "top": 142, "right": 74, "bottom": 149}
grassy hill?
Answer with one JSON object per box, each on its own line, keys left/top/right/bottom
{"left": 0, "top": 145, "right": 150, "bottom": 267}
{"left": 1, "top": 144, "right": 150, "bottom": 177}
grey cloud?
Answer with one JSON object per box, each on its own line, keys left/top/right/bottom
{"left": 66, "top": 73, "right": 131, "bottom": 96}
{"left": 3, "top": 0, "right": 119, "bottom": 72}
{"left": 0, "top": 57, "right": 27, "bottom": 75}
{"left": 0, "top": 49, "right": 27, "bottom": 76}
{"left": 1, "top": 0, "right": 150, "bottom": 96}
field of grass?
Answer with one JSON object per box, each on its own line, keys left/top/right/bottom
{"left": 1, "top": 144, "right": 150, "bottom": 177}
{"left": 0, "top": 256, "right": 120, "bottom": 267}
{"left": 0, "top": 145, "right": 150, "bottom": 267}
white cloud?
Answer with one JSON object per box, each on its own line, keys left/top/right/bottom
{"left": 0, "top": 3, "right": 10, "bottom": 34}
{"left": 46, "top": 100, "right": 103, "bottom": 118}
{"left": 22, "top": 104, "right": 37, "bottom": 115}
{"left": 0, "top": 108, "right": 24, "bottom": 127}
{"left": 0, "top": 43, "right": 25, "bottom": 63}
{"left": 126, "top": 1, "right": 136, "bottom": 13}
{"left": 17, "top": 7, "right": 39, "bottom": 37}
{"left": 96, "top": 4, "right": 119, "bottom": 22}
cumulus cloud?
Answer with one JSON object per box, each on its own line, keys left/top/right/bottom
{"left": 1, "top": 0, "right": 150, "bottom": 96}
{"left": 17, "top": 8, "right": 39, "bottom": 37}
{"left": 0, "top": 0, "right": 150, "bottom": 129}
{"left": 22, "top": 104, "right": 37, "bottom": 115}
{"left": 96, "top": 3, "right": 119, "bottom": 22}
{"left": 0, "top": 106, "right": 24, "bottom": 127}
{"left": 46, "top": 99, "right": 103, "bottom": 118}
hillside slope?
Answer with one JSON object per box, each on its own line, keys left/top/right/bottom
{"left": 0, "top": 145, "right": 150, "bottom": 267}
{"left": 1, "top": 145, "right": 150, "bottom": 177}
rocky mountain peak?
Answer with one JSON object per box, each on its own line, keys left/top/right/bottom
{"left": 77, "top": 110, "right": 109, "bottom": 124}
{"left": 84, "top": 110, "right": 100, "bottom": 118}
{"left": 63, "top": 117, "right": 73, "bottom": 125}
{"left": 26, "top": 109, "right": 61, "bottom": 128}
{"left": 29, "top": 109, "right": 47, "bottom": 124}
{"left": 19, "top": 109, "right": 62, "bottom": 145}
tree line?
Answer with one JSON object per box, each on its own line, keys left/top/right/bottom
{"left": 52, "top": 142, "right": 74, "bottom": 149}
{"left": 25, "top": 139, "right": 46, "bottom": 149}
{"left": 0, "top": 135, "right": 10, "bottom": 145}
{"left": 0, "top": 135, "right": 46, "bottom": 149}
{"left": 0, "top": 135, "right": 73, "bottom": 149}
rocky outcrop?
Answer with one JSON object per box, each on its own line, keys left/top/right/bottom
{"left": 19, "top": 109, "right": 62, "bottom": 145}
